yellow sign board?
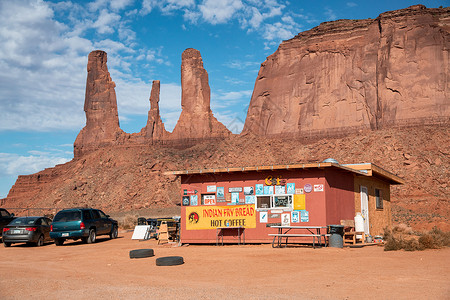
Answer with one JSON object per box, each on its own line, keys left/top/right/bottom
{"left": 293, "top": 194, "right": 306, "bottom": 210}
{"left": 186, "top": 205, "right": 256, "bottom": 230}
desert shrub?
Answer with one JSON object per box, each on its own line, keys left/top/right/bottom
{"left": 120, "top": 214, "right": 137, "bottom": 229}
{"left": 384, "top": 225, "right": 449, "bottom": 251}
{"left": 418, "top": 234, "right": 440, "bottom": 249}
{"left": 384, "top": 235, "right": 403, "bottom": 251}
{"left": 403, "top": 238, "right": 424, "bottom": 251}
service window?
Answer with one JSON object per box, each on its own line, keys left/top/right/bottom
{"left": 273, "top": 195, "right": 293, "bottom": 209}
{"left": 256, "top": 196, "right": 271, "bottom": 209}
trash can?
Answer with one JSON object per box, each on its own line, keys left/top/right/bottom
{"left": 328, "top": 225, "right": 344, "bottom": 248}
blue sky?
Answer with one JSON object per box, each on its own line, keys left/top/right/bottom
{"left": 0, "top": 0, "right": 447, "bottom": 199}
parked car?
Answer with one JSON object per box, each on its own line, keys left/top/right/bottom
{"left": 3, "top": 216, "right": 52, "bottom": 247}
{"left": 0, "top": 208, "right": 16, "bottom": 237}
{"left": 50, "top": 208, "right": 118, "bottom": 246}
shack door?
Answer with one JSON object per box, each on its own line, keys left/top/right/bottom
{"left": 360, "top": 186, "right": 370, "bottom": 235}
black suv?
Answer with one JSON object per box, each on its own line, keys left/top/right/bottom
{"left": 0, "top": 208, "right": 16, "bottom": 237}
{"left": 50, "top": 208, "right": 118, "bottom": 246}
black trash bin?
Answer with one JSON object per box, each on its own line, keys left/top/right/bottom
{"left": 328, "top": 225, "right": 344, "bottom": 248}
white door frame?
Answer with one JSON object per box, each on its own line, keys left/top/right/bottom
{"left": 360, "top": 186, "right": 370, "bottom": 235}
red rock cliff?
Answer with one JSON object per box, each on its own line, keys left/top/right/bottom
{"left": 74, "top": 50, "right": 126, "bottom": 158}
{"left": 242, "top": 5, "right": 450, "bottom": 137}
{"left": 171, "top": 48, "right": 231, "bottom": 140}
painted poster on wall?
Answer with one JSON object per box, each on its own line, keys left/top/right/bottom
{"left": 293, "top": 194, "right": 306, "bottom": 210}
{"left": 203, "top": 195, "right": 216, "bottom": 205}
{"left": 244, "top": 186, "right": 254, "bottom": 195}
{"left": 260, "top": 211, "right": 268, "bottom": 223}
{"left": 190, "top": 195, "right": 198, "bottom": 206}
{"left": 314, "top": 184, "right": 324, "bottom": 192}
{"left": 292, "top": 211, "right": 300, "bottom": 223}
{"left": 286, "top": 183, "right": 295, "bottom": 194}
{"left": 300, "top": 210, "right": 309, "bottom": 222}
{"left": 185, "top": 205, "right": 257, "bottom": 230}
{"left": 275, "top": 185, "right": 286, "bottom": 194}
{"left": 182, "top": 196, "right": 190, "bottom": 206}
{"left": 216, "top": 187, "right": 225, "bottom": 199}
{"left": 255, "top": 184, "right": 264, "bottom": 195}
{"left": 207, "top": 185, "right": 217, "bottom": 193}
{"left": 264, "top": 186, "right": 274, "bottom": 195}
{"left": 231, "top": 192, "right": 240, "bottom": 204}
{"left": 281, "top": 213, "right": 290, "bottom": 226}
{"left": 245, "top": 195, "right": 255, "bottom": 204}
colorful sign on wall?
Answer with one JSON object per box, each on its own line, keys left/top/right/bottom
{"left": 314, "top": 184, "right": 324, "bottom": 192}
{"left": 300, "top": 210, "right": 309, "bottom": 222}
{"left": 292, "top": 211, "right": 300, "bottom": 223}
{"left": 207, "top": 185, "right": 216, "bottom": 193}
{"left": 281, "top": 213, "right": 290, "bottom": 226}
{"left": 186, "top": 205, "right": 257, "bottom": 230}
{"left": 260, "top": 211, "right": 268, "bottom": 223}
{"left": 304, "top": 184, "right": 313, "bottom": 193}
{"left": 255, "top": 184, "right": 264, "bottom": 195}
{"left": 231, "top": 192, "right": 239, "bottom": 204}
{"left": 286, "top": 183, "right": 295, "bottom": 194}
{"left": 293, "top": 194, "right": 306, "bottom": 210}
{"left": 217, "top": 187, "right": 225, "bottom": 199}
{"left": 264, "top": 186, "right": 274, "bottom": 195}
{"left": 203, "top": 195, "right": 216, "bottom": 205}
{"left": 190, "top": 195, "right": 198, "bottom": 206}
{"left": 244, "top": 186, "right": 254, "bottom": 195}
{"left": 275, "top": 185, "right": 286, "bottom": 194}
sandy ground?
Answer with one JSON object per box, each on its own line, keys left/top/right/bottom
{"left": 0, "top": 231, "right": 448, "bottom": 300}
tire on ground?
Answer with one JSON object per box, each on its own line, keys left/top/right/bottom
{"left": 129, "top": 249, "right": 154, "bottom": 259}
{"left": 156, "top": 256, "right": 184, "bottom": 266}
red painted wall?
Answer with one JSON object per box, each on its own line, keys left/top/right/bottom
{"left": 179, "top": 168, "right": 355, "bottom": 244}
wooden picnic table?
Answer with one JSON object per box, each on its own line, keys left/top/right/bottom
{"left": 269, "top": 225, "right": 329, "bottom": 248}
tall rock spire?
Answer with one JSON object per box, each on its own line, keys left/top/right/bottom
{"left": 74, "top": 50, "right": 125, "bottom": 158}
{"left": 140, "top": 80, "right": 169, "bottom": 141}
{"left": 171, "top": 48, "right": 231, "bottom": 140}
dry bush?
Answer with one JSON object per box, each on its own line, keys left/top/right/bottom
{"left": 119, "top": 214, "right": 137, "bottom": 230}
{"left": 384, "top": 226, "right": 449, "bottom": 251}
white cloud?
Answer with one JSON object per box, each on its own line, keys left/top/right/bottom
{"left": 92, "top": 9, "right": 121, "bottom": 34}
{"left": 324, "top": 7, "right": 337, "bottom": 21}
{"left": 110, "top": 0, "right": 134, "bottom": 11}
{"left": 199, "top": 0, "right": 244, "bottom": 24}
{"left": 0, "top": 152, "right": 71, "bottom": 177}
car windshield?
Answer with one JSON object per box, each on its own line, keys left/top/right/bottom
{"left": 53, "top": 211, "right": 81, "bottom": 222}
{"left": 9, "top": 217, "right": 38, "bottom": 226}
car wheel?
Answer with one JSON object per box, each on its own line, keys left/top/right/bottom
{"left": 55, "top": 238, "right": 64, "bottom": 246}
{"left": 36, "top": 235, "right": 44, "bottom": 247}
{"left": 110, "top": 225, "right": 118, "bottom": 239}
{"left": 3, "top": 241, "right": 11, "bottom": 247}
{"left": 129, "top": 249, "right": 154, "bottom": 259}
{"left": 87, "top": 229, "right": 96, "bottom": 244}
{"left": 156, "top": 256, "right": 184, "bottom": 266}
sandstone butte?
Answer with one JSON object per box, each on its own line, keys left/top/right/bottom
{"left": 2, "top": 5, "right": 449, "bottom": 231}
{"left": 75, "top": 48, "right": 230, "bottom": 158}
{"left": 242, "top": 4, "right": 450, "bottom": 137}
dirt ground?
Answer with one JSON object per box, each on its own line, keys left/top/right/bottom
{"left": 0, "top": 231, "right": 448, "bottom": 300}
